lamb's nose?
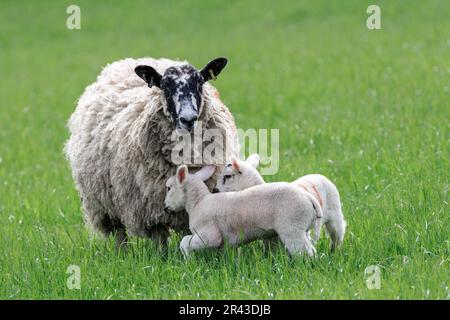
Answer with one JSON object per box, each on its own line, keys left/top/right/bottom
{"left": 180, "top": 115, "right": 198, "bottom": 128}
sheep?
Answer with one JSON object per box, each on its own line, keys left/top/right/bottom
{"left": 64, "top": 57, "right": 239, "bottom": 248}
{"left": 164, "top": 165, "right": 323, "bottom": 257}
{"left": 214, "top": 155, "right": 346, "bottom": 251}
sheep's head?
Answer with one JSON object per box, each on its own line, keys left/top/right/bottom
{"left": 164, "top": 165, "right": 215, "bottom": 213}
{"left": 213, "top": 154, "right": 264, "bottom": 193}
{"left": 135, "top": 57, "right": 227, "bottom": 133}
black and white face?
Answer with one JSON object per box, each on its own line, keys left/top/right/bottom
{"left": 135, "top": 57, "right": 228, "bottom": 133}
{"left": 161, "top": 65, "right": 203, "bottom": 132}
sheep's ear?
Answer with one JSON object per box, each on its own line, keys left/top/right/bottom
{"left": 246, "top": 154, "right": 261, "bottom": 169}
{"left": 200, "top": 57, "right": 227, "bottom": 81}
{"left": 231, "top": 157, "right": 240, "bottom": 172}
{"left": 135, "top": 65, "right": 162, "bottom": 88}
{"left": 195, "top": 165, "right": 215, "bottom": 181}
{"left": 176, "top": 165, "right": 188, "bottom": 185}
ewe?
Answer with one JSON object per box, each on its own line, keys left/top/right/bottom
{"left": 164, "top": 165, "right": 322, "bottom": 257}
{"left": 214, "top": 155, "right": 346, "bottom": 251}
{"left": 65, "top": 57, "right": 239, "bottom": 248}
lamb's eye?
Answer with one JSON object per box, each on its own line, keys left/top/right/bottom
{"left": 222, "top": 174, "right": 232, "bottom": 185}
{"left": 226, "top": 163, "right": 232, "bottom": 168}
{"left": 167, "top": 186, "right": 171, "bottom": 191}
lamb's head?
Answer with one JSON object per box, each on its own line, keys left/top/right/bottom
{"left": 213, "top": 154, "right": 264, "bottom": 193}
{"left": 164, "top": 165, "right": 215, "bottom": 213}
{"left": 135, "top": 57, "right": 228, "bottom": 133}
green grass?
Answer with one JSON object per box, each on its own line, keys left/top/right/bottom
{"left": 0, "top": 0, "right": 448, "bottom": 299}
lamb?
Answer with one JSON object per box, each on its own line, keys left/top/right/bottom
{"left": 214, "top": 155, "right": 346, "bottom": 251}
{"left": 164, "top": 165, "right": 323, "bottom": 257}
{"left": 64, "top": 57, "right": 239, "bottom": 248}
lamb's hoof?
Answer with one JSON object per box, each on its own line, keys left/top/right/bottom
{"left": 180, "top": 248, "right": 190, "bottom": 260}
{"left": 179, "top": 242, "right": 190, "bottom": 259}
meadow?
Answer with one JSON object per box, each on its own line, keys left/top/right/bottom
{"left": 0, "top": 0, "right": 448, "bottom": 299}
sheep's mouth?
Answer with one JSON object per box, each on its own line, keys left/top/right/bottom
{"left": 175, "top": 120, "right": 198, "bottom": 134}
{"left": 164, "top": 206, "right": 175, "bottom": 214}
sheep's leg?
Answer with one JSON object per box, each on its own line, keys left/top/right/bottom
{"left": 114, "top": 227, "right": 128, "bottom": 252}
{"left": 83, "top": 198, "right": 112, "bottom": 236}
{"left": 180, "top": 231, "right": 222, "bottom": 257}
{"left": 147, "top": 224, "right": 170, "bottom": 252}
{"left": 84, "top": 201, "right": 127, "bottom": 252}
{"left": 147, "top": 224, "right": 170, "bottom": 245}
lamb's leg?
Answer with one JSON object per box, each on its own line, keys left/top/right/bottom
{"left": 311, "top": 218, "right": 322, "bottom": 244}
{"left": 325, "top": 214, "right": 346, "bottom": 252}
{"left": 279, "top": 230, "right": 316, "bottom": 257}
{"left": 180, "top": 231, "right": 222, "bottom": 257}
{"left": 262, "top": 236, "right": 281, "bottom": 252}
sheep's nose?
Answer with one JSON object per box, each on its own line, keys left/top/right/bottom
{"left": 212, "top": 188, "right": 219, "bottom": 193}
{"left": 180, "top": 115, "right": 198, "bottom": 128}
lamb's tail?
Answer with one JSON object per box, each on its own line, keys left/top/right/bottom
{"left": 303, "top": 191, "right": 323, "bottom": 244}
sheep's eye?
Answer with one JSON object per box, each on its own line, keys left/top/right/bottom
{"left": 167, "top": 186, "right": 171, "bottom": 191}
{"left": 226, "top": 163, "right": 232, "bottom": 168}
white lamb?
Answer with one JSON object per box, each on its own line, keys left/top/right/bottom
{"left": 214, "top": 155, "right": 346, "bottom": 251}
{"left": 164, "top": 165, "right": 323, "bottom": 257}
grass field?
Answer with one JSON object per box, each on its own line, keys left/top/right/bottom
{"left": 0, "top": 0, "right": 448, "bottom": 299}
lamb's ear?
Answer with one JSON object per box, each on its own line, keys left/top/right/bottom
{"left": 176, "top": 165, "right": 188, "bottom": 185}
{"left": 200, "top": 57, "right": 228, "bottom": 81}
{"left": 246, "top": 154, "right": 261, "bottom": 169}
{"left": 195, "top": 165, "right": 215, "bottom": 181}
{"left": 231, "top": 157, "right": 240, "bottom": 172}
{"left": 135, "top": 65, "right": 162, "bottom": 88}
